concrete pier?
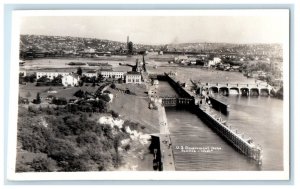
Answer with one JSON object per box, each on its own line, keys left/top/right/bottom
{"left": 194, "top": 104, "right": 262, "bottom": 163}
{"left": 157, "top": 103, "right": 176, "bottom": 171}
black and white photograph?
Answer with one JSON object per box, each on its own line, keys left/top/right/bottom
{"left": 6, "top": 9, "right": 290, "bottom": 180}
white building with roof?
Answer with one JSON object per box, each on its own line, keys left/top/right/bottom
{"left": 62, "top": 73, "right": 80, "bottom": 87}
{"left": 208, "top": 57, "right": 222, "bottom": 67}
{"left": 36, "top": 72, "right": 69, "bottom": 80}
{"left": 99, "top": 71, "right": 125, "bottom": 79}
{"left": 83, "top": 72, "right": 98, "bottom": 78}
{"left": 126, "top": 72, "right": 142, "bottom": 84}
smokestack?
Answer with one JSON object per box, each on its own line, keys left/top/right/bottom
{"left": 127, "top": 36, "right": 129, "bottom": 44}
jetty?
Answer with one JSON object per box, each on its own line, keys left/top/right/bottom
{"left": 194, "top": 104, "right": 262, "bottom": 163}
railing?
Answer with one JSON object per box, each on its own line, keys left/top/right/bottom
{"left": 204, "top": 83, "right": 270, "bottom": 89}
{"left": 161, "top": 97, "right": 194, "bottom": 107}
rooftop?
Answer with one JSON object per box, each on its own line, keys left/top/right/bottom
{"left": 127, "top": 71, "right": 141, "bottom": 75}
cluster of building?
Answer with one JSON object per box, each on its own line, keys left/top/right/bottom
{"left": 20, "top": 34, "right": 282, "bottom": 62}
{"left": 162, "top": 43, "right": 282, "bottom": 59}
{"left": 31, "top": 69, "right": 142, "bottom": 87}
{"left": 172, "top": 55, "right": 224, "bottom": 67}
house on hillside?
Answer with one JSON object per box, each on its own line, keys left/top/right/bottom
{"left": 62, "top": 73, "right": 80, "bottom": 87}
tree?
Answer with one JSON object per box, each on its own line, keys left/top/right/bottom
{"left": 117, "top": 78, "right": 123, "bottom": 84}
{"left": 111, "top": 110, "right": 119, "bottom": 118}
{"left": 33, "top": 93, "right": 41, "bottom": 104}
{"left": 98, "top": 74, "right": 105, "bottom": 82}
{"left": 90, "top": 76, "right": 97, "bottom": 83}
{"left": 52, "top": 75, "right": 63, "bottom": 85}
{"left": 37, "top": 75, "right": 50, "bottom": 83}
{"left": 28, "top": 157, "right": 52, "bottom": 172}
{"left": 74, "top": 90, "right": 85, "bottom": 98}
{"left": 124, "top": 144, "right": 131, "bottom": 151}
{"left": 127, "top": 41, "right": 133, "bottom": 55}
{"left": 99, "top": 94, "right": 111, "bottom": 102}
{"left": 111, "top": 83, "right": 116, "bottom": 89}
{"left": 23, "top": 74, "right": 36, "bottom": 83}
{"left": 18, "top": 122, "right": 49, "bottom": 153}
{"left": 16, "top": 162, "right": 32, "bottom": 172}
{"left": 77, "top": 67, "right": 83, "bottom": 76}
{"left": 76, "top": 132, "right": 99, "bottom": 147}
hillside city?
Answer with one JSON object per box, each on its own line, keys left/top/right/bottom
{"left": 20, "top": 34, "right": 283, "bottom": 83}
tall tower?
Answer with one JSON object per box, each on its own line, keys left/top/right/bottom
{"left": 127, "top": 36, "right": 129, "bottom": 45}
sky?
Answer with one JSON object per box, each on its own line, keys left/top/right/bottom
{"left": 20, "top": 16, "right": 289, "bottom": 45}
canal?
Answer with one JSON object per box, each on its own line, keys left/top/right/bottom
{"left": 158, "top": 81, "right": 283, "bottom": 171}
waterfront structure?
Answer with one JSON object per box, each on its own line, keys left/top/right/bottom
{"left": 62, "top": 73, "right": 80, "bottom": 87}
{"left": 125, "top": 71, "right": 142, "bottom": 84}
{"left": 36, "top": 71, "right": 69, "bottom": 79}
{"left": 99, "top": 70, "right": 125, "bottom": 79}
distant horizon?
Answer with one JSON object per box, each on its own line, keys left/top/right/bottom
{"left": 20, "top": 33, "right": 283, "bottom": 46}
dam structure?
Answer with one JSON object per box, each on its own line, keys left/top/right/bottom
{"left": 157, "top": 73, "right": 263, "bottom": 164}
{"left": 195, "top": 82, "right": 273, "bottom": 96}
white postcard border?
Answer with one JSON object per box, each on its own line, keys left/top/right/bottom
{"left": 7, "top": 9, "right": 290, "bottom": 181}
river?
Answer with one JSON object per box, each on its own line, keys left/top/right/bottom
{"left": 157, "top": 81, "right": 283, "bottom": 171}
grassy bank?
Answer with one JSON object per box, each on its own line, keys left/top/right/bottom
{"left": 108, "top": 87, "right": 159, "bottom": 134}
